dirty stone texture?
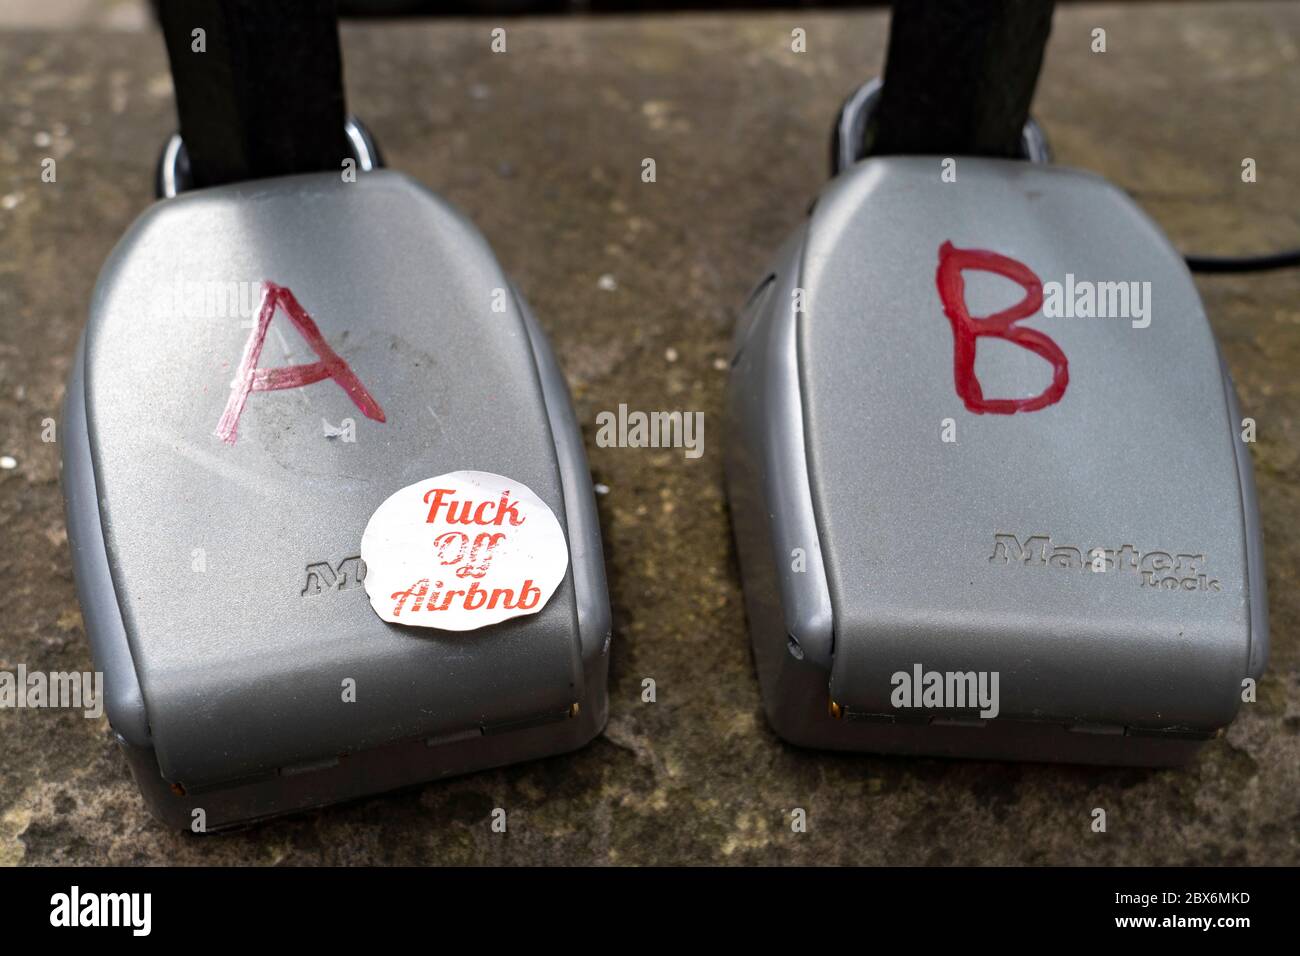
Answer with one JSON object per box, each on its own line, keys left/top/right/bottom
{"left": 1, "top": 5, "right": 1298, "bottom": 865}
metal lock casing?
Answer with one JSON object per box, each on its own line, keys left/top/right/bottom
{"left": 725, "top": 156, "right": 1267, "bottom": 765}
{"left": 62, "top": 170, "right": 610, "bottom": 828}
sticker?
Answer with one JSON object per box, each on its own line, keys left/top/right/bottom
{"left": 360, "top": 470, "right": 568, "bottom": 631}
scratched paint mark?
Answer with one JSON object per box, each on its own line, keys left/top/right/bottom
{"left": 935, "top": 241, "right": 1068, "bottom": 415}
{"left": 215, "top": 281, "right": 385, "bottom": 444}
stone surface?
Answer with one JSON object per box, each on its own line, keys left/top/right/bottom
{"left": 1, "top": 4, "right": 1297, "bottom": 865}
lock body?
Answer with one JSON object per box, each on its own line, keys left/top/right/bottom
{"left": 63, "top": 171, "right": 610, "bottom": 828}
{"left": 725, "top": 157, "right": 1266, "bottom": 766}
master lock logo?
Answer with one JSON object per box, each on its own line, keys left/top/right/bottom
{"left": 301, "top": 556, "right": 367, "bottom": 597}
{"left": 989, "top": 533, "right": 1222, "bottom": 592}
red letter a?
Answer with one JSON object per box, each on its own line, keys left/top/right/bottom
{"left": 215, "top": 281, "right": 386, "bottom": 444}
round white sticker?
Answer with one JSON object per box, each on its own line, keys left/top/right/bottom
{"left": 360, "top": 470, "right": 568, "bottom": 631}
